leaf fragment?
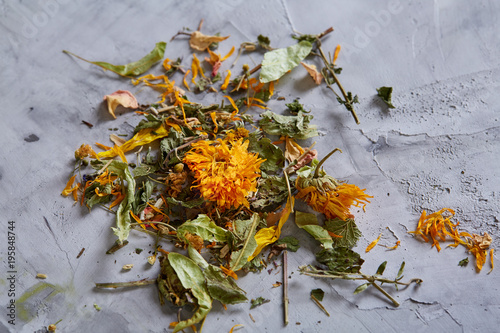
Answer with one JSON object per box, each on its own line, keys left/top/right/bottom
{"left": 259, "top": 111, "right": 318, "bottom": 140}
{"left": 190, "top": 31, "right": 229, "bottom": 51}
{"left": 295, "top": 211, "right": 333, "bottom": 248}
{"left": 276, "top": 236, "right": 300, "bottom": 252}
{"left": 301, "top": 62, "right": 323, "bottom": 85}
{"left": 250, "top": 296, "right": 270, "bottom": 309}
{"left": 458, "top": 257, "right": 469, "bottom": 267}
{"left": 310, "top": 288, "right": 325, "bottom": 302}
{"left": 376, "top": 86, "right": 395, "bottom": 109}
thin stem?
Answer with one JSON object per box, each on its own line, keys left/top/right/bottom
{"left": 283, "top": 250, "right": 289, "bottom": 325}
{"left": 314, "top": 148, "right": 342, "bottom": 178}
{"left": 316, "top": 42, "right": 360, "bottom": 124}
{"left": 106, "top": 240, "right": 129, "bottom": 254}
{"left": 129, "top": 221, "right": 176, "bottom": 231}
{"left": 370, "top": 281, "right": 399, "bottom": 307}
{"left": 95, "top": 278, "right": 156, "bottom": 289}
{"left": 283, "top": 171, "right": 293, "bottom": 213}
{"left": 311, "top": 295, "right": 330, "bottom": 317}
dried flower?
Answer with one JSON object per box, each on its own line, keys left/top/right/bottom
{"left": 183, "top": 138, "right": 264, "bottom": 210}
{"left": 75, "top": 144, "right": 98, "bottom": 160}
{"left": 409, "top": 208, "right": 494, "bottom": 272}
{"left": 296, "top": 180, "right": 372, "bottom": 221}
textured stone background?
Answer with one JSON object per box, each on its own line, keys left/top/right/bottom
{"left": 1, "top": 0, "right": 499, "bottom": 332}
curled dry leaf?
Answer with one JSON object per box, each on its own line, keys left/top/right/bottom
{"left": 301, "top": 62, "right": 323, "bottom": 85}
{"left": 110, "top": 134, "right": 126, "bottom": 146}
{"left": 472, "top": 232, "right": 492, "bottom": 250}
{"left": 103, "top": 90, "right": 139, "bottom": 119}
{"left": 189, "top": 31, "right": 230, "bottom": 51}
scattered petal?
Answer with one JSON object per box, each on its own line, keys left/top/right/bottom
{"left": 103, "top": 90, "right": 139, "bottom": 119}
{"left": 365, "top": 233, "right": 382, "bottom": 253}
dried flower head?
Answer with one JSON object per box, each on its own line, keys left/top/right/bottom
{"left": 183, "top": 138, "right": 264, "bottom": 210}
{"left": 75, "top": 144, "right": 98, "bottom": 160}
{"left": 296, "top": 179, "right": 372, "bottom": 221}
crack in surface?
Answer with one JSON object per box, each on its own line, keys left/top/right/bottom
{"left": 43, "top": 216, "right": 75, "bottom": 273}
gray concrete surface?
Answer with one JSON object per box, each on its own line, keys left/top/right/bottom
{"left": 1, "top": 0, "right": 499, "bottom": 332}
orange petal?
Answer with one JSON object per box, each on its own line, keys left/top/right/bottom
{"left": 365, "top": 233, "right": 382, "bottom": 253}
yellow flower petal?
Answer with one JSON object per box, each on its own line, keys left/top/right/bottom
{"left": 97, "top": 125, "right": 170, "bottom": 159}
{"left": 61, "top": 175, "right": 78, "bottom": 196}
{"left": 365, "top": 233, "right": 382, "bottom": 253}
{"left": 249, "top": 196, "right": 294, "bottom": 261}
{"left": 221, "top": 70, "right": 231, "bottom": 90}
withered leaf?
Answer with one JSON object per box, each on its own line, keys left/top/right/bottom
{"left": 190, "top": 31, "right": 230, "bottom": 51}
{"left": 301, "top": 62, "right": 322, "bottom": 85}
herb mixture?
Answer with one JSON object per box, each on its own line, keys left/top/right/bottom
{"left": 60, "top": 21, "right": 493, "bottom": 332}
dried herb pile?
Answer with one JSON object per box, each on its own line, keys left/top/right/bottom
{"left": 60, "top": 21, "right": 492, "bottom": 332}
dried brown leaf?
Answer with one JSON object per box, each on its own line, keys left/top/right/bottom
{"left": 301, "top": 62, "right": 322, "bottom": 85}
{"left": 190, "top": 31, "right": 230, "bottom": 51}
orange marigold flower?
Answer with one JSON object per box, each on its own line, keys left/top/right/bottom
{"left": 295, "top": 180, "right": 372, "bottom": 221}
{"left": 183, "top": 138, "right": 264, "bottom": 210}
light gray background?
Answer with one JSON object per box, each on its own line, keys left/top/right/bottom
{"left": 1, "top": 0, "right": 499, "bottom": 332}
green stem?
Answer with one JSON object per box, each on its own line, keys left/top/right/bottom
{"left": 314, "top": 148, "right": 342, "bottom": 178}
{"left": 370, "top": 281, "right": 399, "bottom": 307}
{"left": 95, "top": 278, "right": 156, "bottom": 289}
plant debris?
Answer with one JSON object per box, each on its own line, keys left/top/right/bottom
{"left": 57, "top": 20, "right": 493, "bottom": 332}
{"left": 250, "top": 297, "right": 270, "bottom": 309}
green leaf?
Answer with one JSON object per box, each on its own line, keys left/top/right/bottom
{"left": 63, "top": 42, "right": 167, "bottom": 77}
{"left": 177, "top": 214, "right": 231, "bottom": 243}
{"left": 204, "top": 265, "right": 248, "bottom": 305}
{"left": 353, "top": 283, "right": 370, "bottom": 295}
{"left": 247, "top": 131, "right": 285, "bottom": 173}
{"left": 105, "top": 161, "right": 136, "bottom": 243}
{"left": 376, "top": 86, "right": 395, "bottom": 109}
{"left": 295, "top": 211, "right": 333, "bottom": 248}
{"left": 286, "top": 99, "right": 308, "bottom": 114}
{"left": 133, "top": 114, "right": 163, "bottom": 134}
{"left": 257, "top": 35, "right": 271, "bottom": 49}
{"left": 132, "top": 164, "right": 157, "bottom": 178}
{"left": 230, "top": 214, "right": 259, "bottom": 271}
{"left": 324, "top": 218, "right": 362, "bottom": 248}
{"left": 376, "top": 261, "right": 387, "bottom": 275}
{"left": 310, "top": 288, "right": 325, "bottom": 301}
{"left": 251, "top": 175, "right": 288, "bottom": 211}
{"left": 187, "top": 246, "right": 248, "bottom": 305}
{"left": 397, "top": 261, "right": 405, "bottom": 278}
{"left": 168, "top": 253, "right": 212, "bottom": 333}
{"left": 316, "top": 248, "right": 364, "bottom": 273}
{"left": 259, "top": 41, "right": 312, "bottom": 83}
{"left": 258, "top": 111, "right": 318, "bottom": 139}
{"left": 458, "top": 258, "right": 469, "bottom": 267}
{"left": 276, "top": 236, "right": 300, "bottom": 252}
{"left": 250, "top": 296, "right": 270, "bottom": 309}
{"left": 165, "top": 196, "right": 205, "bottom": 209}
